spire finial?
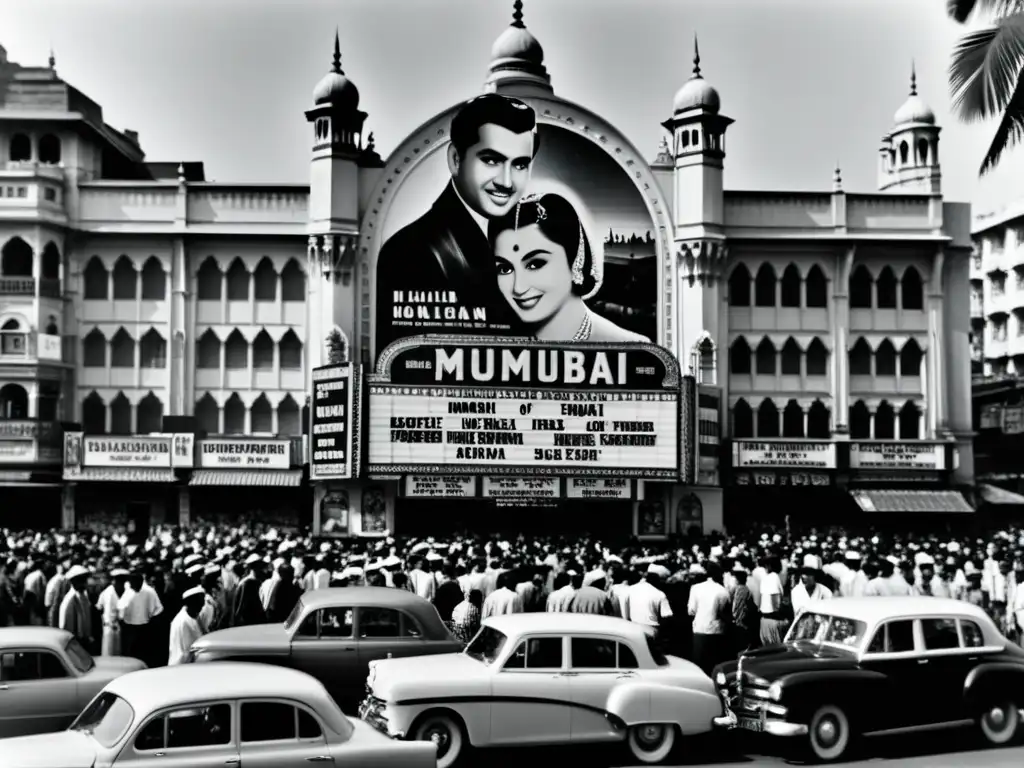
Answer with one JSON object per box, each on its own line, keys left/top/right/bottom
{"left": 48, "top": 45, "right": 55, "bottom": 70}
{"left": 692, "top": 34, "right": 701, "bottom": 78}
{"left": 332, "top": 29, "right": 343, "bottom": 74}
{"left": 833, "top": 163, "right": 843, "bottom": 192}
{"left": 910, "top": 59, "right": 917, "bottom": 96}
{"left": 512, "top": 0, "right": 525, "bottom": 28}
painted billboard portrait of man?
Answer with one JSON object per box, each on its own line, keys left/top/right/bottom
{"left": 374, "top": 94, "right": 539, "bottom": 354}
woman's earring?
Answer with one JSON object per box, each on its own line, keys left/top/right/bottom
{"left": 571, "top": 222, "right": 586, "bottom": 285}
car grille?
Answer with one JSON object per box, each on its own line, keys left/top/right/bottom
{"left": 718, "top": 676, "right": 785, "bottom": 721}
{"left": 359, "top": 695, "right": 389, "bottom": 735}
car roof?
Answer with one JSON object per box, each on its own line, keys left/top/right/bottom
{"left": 806, "top": 596, "right": 993, "bottom": 625}
{"left": 483, "top": 612, "right": 651, "bottom": 640}
{"left": 300, "top": 586, "right": 429, "bottom": 610}
{"left": 0, "top": 626, "right": 72, "bottom": 650}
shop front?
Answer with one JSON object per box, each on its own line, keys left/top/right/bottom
{"left": 0, "top": 418, "right": 64, "bottom": 528}
{"left": 186, "top": 437, "right": 310, "bottom": 530}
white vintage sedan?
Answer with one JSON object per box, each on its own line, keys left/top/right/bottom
{"left": 359, "top": 613, "right": 722, "bottom": 767}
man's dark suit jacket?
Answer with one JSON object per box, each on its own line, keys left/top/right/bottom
{"left": 375, "top": 182, "right": 522, "bottom": 354}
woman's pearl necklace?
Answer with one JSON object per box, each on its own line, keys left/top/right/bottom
{"left": 571, "top": 310, "right": 593, "bottom": 342}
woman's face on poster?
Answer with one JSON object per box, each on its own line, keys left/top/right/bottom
{"left": 494, "top": 224, "right": 573, "bottom": 325}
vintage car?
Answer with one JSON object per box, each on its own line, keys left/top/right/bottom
{"left": 359, "top": 612, "right": 722, "bottom": 767}
{"left": 712, "top": 596, "right": 1024, "bottom": 763}
{"left": 0, "top": 662, "right": 438, "bottom": 768}
{"left": 188, "top": 586, "right": 462, "bottom": 708}
{"left": 0, "top": 626, "right": 146, "bottom": 739}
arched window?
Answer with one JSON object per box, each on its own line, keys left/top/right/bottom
{"left": 251, "top": 394, "right": 273, "bottom": 433}
{"left": 280, "top": 330, "right": 303, "bottom": 370}
{"left": 754, "top": 263, "right": 776, "bottom": 307}
{"left": 137, "top": 393, "right": 164, "bottom": 434}
{"left": 783, "top": 400, "right": 804, "bottom": 437}
{"left": 82, "top": 392, "right": 105, "bottom": 433}
{"left": 253, "top": 330, "right": 274, "bottom": 370}
{"left": 900, "top": 338, "right": 923, "bottom": 377}
{"left": 733, "top": 399, "right": 753, "bottom": 438}
{"left": 876, "top": 266, "right": 897, "bottom": 309}
{"left": 916, "top": 138, "right": 929, "bottom": 165}
{"left": 302, "top": 400, "right": 310, "bottom": 435}
{"left": 195, "top": 394, "right": 219, "bottom": 435}
{"left": 38, "top": 134, "right": 61, "bottom": 165}
{"left": 807, "top": 400, "right": 830, "bottom": 438}
{"left": 729, "top": 338, "right": 751, "bottom": 375}
{"left": 849, "top": 400, "right": 871, "bottom": 439}
{"left": 781, "top": 337, "right": 802, "bottom": 375}
{"left": 223, "top": 393, "right": 246, "bottom": 434}
{"left": 83, "top": 257, "right": 108, "bottom": 300}
{"left": 226, "top": 258, "right": 249, "bottom": 301}
{"left": 805, "top": 265, "right": 827, "bottom": 308}
{"left": 197, "top": 257, "right": 222, "bottom": 301}
{"left": 281, "top": 259, "right": 305, "bottom": 302}
{"left": 849, "top": 338, "right": 872, "bottom": 376}
{"left": 875, "top": 400, "right": 895, "bottom": 439}
{"left": 754, "top": 337, "right": 776, "bottom": 375}
{"left": 140, "top": 329, "right": 167, "bottom": 368}
{"left": 110, "top": 393, "right": 132, "bottom": 435}
{"left": 197, "top": 330, "right": 221, "bottom": 369}
{"left": 901, "top": 266, "right": 923, "bottom": 310}
{"left": 0, "top": 383, "right": 28, "bottom": 419}
{"left": 875, "top": 339, "right": 897, "bottom": 376}
{"left": 40, "top": 242, "right": 60, "bottom": 280}
{"left": 698, "top": 337, "right": 715, "bottom": 384}
{"left": 899, "top": 401, "right": 921, "bottom": 439}
{"left": 899, "top": 140, "right": 909, "bottom": 164}
{"left": 1, "top": 319, "right": 18, "bottom": 331}
{"left": 728, "top": 264, "right": 751, "bottom": 307}
{"left": 112, "top": 256, "right": 136, "bottom": 300}
{"left": 254, "top": 257, "right": 277, "bottom": 302}
{"left": 224, "top": 330, "right": 248, "bottom": 370}
{"left": 110, "top": 328, "right": 135, "bottom": 368}
{"left": 849, "top": 265, "right": 873, "bottom": 309}
{"left": 141, "top": 257, "right": 166, "bottom": 300}
{"left": 806, "top": 338, "right": 828, "bottom": 376}
{"left": 9, "top": 134, "right": 30, "bottom": 162}
{"left": 780, "top": 264, "right": 801, "bottom": 308}
{"left": 1, "top": 237, "right": 33, "bottom": 277}
{"left": 83, "top": 328, "right": 107, "bottom": 368}
{"left": 278, "top": 394, "right": 301, "bottom": 436}
{"left": 757, "top": 399, "right": 780, "bottom": 438}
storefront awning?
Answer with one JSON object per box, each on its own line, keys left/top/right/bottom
{"left": 851, "top": 489, "right": 974, "bottom": 513}
{"left": 978, "top": 483, "right": 1024, "bottom": 506}
{"left": 63, "top": 467, "right": 178, "bottom": 483}
{"left": 189, "top": 470, "right": 302, "bottom": 487}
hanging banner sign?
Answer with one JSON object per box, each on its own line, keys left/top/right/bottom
{"left": 199, "top": 439, "right": 291, "bottom": 469}
{"left": 403, "top": 475, "right": 476, "bottom": 498}
{"left": 849, "top": 442, "right": 945, "bottom": 471}
{"left": 732, "top": 440, "right": 836, "bottom": 469}
{"left": 310, "top": 363, "right": 361, "bottom": 480}
{"left": 482, "top": 476, "right": 560, "bottom": 500}
{"left": 82, "top": 436, "right": 172, "bottom": 468}
{"left": 567, "top": 477, "right": 633, "bottom": 500}
{"left": 368, "top": 337, "right": 682, "bottom": 478}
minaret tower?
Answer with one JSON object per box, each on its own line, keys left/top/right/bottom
{"left": 305, "top": 30, "right": 367, "bottom": 382}
{"left": 661, "top": 36, "right": 733, "bottom": 380}
{"left": 878, "top": 62, "right": 941, "bottom": 194}
{"left": 484, "top": 0, "right": 552, "bottom": 95}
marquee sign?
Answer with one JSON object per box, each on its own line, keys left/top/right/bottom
{"left": 199, "top": 439, "right": 291, "bottom": 470}
{"left": 310, "top": 363, "right": 361, "bottom": 480}
{"left": 81, "top": 435, "right": 172, "bottom": 468}
{"left": 732, "top": 440, "right": 837, "bottom": 470}
{"left": 368, "top": 336, "right": 681, "bottom": 478}
{"left": 849, "top": 442, "right": 945, "bottom": 471}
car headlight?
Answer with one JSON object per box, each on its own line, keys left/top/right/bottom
{"left": 768, "top": 682, "right": 783, "bottom": 702}
{"left": 715, "top": 672, "right": 727, "bottom": 686}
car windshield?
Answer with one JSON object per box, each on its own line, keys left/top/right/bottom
{"left": 787, "top": 612, "right": 867, "bottom": 649}
{"left": 69, "top": 692, "right": 135, "bottom": 748}
{"left": 65, "top": 637, "right": 95, "bottom": 673}
{"left": 464, "top": 626, "right": 507, "bottom": 665}
{"left": 284, "top": 598, "right": 305, "bottom": 631}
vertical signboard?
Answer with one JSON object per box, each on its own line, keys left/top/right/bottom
{"left": 310, "top": 363, "right": 361, "bottom": 480}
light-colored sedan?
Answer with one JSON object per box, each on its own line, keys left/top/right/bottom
{"left": 360, "top": 613, "right": 723, "bottom": 767}
{"left": 0, "top": 662, "right": 438, "bottom": 768}
{"left": 0, "top": 627, "right": 146, "bottom": 738}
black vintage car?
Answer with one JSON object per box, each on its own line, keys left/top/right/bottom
{"left": 712, "top": 597, "right": 1024, "bottom": 763}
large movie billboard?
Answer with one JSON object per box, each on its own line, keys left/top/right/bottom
{"left": 373, "top": 94, "right": 658, "bottom": 357}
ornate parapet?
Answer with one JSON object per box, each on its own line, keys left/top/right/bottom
{"left": 677, "top": 239, "right": 728, "bottom": 286}
{"left": 307, "top": 233, "right": 359, "bottom": 285}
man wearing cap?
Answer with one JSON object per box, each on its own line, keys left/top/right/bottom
{"left": 168, "top": 586, "right": 207, "bottom": 665}
{"left": 841, "top": 551, "right": 869, "bottom": 597}
{"left": 96, "top": 568, "right": 129, "bottom": 656}
{"left": 59, "top": 565, "right": 94, "bottom": 651}
{"left": 232, "top": 554, "right": 266, "bottom": 627}
{"left": 790, "top": 557, "right": 834, "bottom": 617}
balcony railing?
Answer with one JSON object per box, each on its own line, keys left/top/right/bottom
{"left": 0, "top": 277, "right": 62, "bottom": 297}
{"left": 0, "top": 331, "right": 63, "bottom": 362}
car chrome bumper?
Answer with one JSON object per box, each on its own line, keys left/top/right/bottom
{"left": 713, "top": 710, "right": 808, "bottom": 737}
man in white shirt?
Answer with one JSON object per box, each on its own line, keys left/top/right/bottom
{"left": 758, "top": 556, "right": 788, "bottom": 646}
{"left": 408, "top": 557, "right": 436, "bottom": 602}
{"left": 687, "top": 562, "right": 731, "bottom": 674}
{"left": 59, "top": 565, "right": 94, "bottom": 651}
{"left": 168, "top": 587, "right": 207, "bottom": 665}
{"left": 119, "top": 571, "right": 164, "bottom": 665}
{"left": 841, "top": 552, "right": 870, "bottom": 597}
{"left": 482, "top": 572, "right": 523, "bottom": 619}
{"left": 96, "top": 568, "right": 129, "bottom": 656}
{"left": 790, "top": 565, "right": 833, "bottom": 617}
{"left": 626, "top": 565, "right": 674, "bottom": 639}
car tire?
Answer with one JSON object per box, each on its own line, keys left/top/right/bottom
{"left": 978, "top": 700, "right": 1020, "bottom": 746}
{"left": 412, "top": 711, "right": 466, "bottom": 768}
{"left": 626, "top": 723, "right": 676, "bottom": 765}
{"left": 806, "top": 704, "right": 852, "bottom": 763}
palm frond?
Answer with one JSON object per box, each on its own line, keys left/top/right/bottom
{"left": 980, "top": 70, "right": 1024, "bottom": 173}
{"left": 950, "top": 13, "right": 1024, "bottom": 121}
{"left": 948, "top": 0, "right": 1024, "bottom": 23}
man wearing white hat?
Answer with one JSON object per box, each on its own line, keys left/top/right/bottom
{"left": 168, "top": 587, "right": 207, "bottom": 665}
{"left": 59, "top": 565, "right": 94, "bottom": 651}
{"left": 96, "top": 568, "right": 129, "bottom": 656}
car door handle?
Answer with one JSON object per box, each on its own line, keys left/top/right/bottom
{"left": 616, "top": 672, "right": 637, "bottom": 679}
{"left": 0, "top": 685, "right": 8, "bottom": 691}
{"left": 306, "top": 757, "right": 332, "bottom": 763}
{"left": 225, "top": 759, "right": 240, "bottom": 766}
{"left": 154, "top": 753, "right": 165, "bottom": 758}
{"left": 917, "top": 659, "right": 929, "bottom": 665}
{"left": 558, "top": 671, "right": 579, "bottom": 677}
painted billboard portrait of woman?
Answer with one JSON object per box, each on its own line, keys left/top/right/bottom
{"left": 489, "top": 191, "right": 648, "bottom": 343}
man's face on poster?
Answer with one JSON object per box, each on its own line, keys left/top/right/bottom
{"left": 448, "top": 123, "right": 535, "bottom": 218}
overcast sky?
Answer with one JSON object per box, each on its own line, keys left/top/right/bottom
{"left": 1, "top": 0, "right": 1019, "bottom": 217}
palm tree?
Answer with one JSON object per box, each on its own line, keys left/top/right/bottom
{"left": 947, "top": 0, "right": 1024, "bottom": 173}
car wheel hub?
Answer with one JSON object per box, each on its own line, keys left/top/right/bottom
{"left": 987, "top": 707, "right": 1006, "bottom": 728}
{"left": 637, "top": 724, "right": 665, "bottom": 747}
{"left": 816, "top": 717, "right": 839, "bottom": 746}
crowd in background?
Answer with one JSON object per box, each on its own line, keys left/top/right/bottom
{"left": 1, "top": 521, "right": 1023, "bottom": 674}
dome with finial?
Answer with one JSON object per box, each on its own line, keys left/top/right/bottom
{"left": 893, "top": 61, "right": 935, "bottom": 126}
{"left": 491, "top": 0, "right": 544, "bottom": 64}
{"left": 673, "top": 35, "right": 720, "bottom": 114}
{"left": 313, "top": 30, "right": 360, "bottom": 110}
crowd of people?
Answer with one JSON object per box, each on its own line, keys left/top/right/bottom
{"left": 1, "top": 521, "right": 1023, "bottom": 676}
